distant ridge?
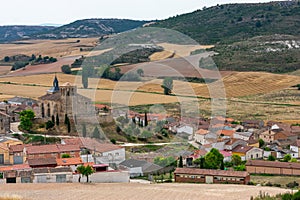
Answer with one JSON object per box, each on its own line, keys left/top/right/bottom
{"left": 32, "top": 18, "right": 150, "bottom": 39}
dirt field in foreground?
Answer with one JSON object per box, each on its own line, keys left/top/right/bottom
{"left": 0, "top": 183, "right": 289, "bottom": 200}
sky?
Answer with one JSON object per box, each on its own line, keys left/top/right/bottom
{"left": 0, "top": 0, "right": 282, "bottom": 25}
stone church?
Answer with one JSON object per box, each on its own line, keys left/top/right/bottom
{"left": 38, "top": 76, "right": 95, "bottom": 123}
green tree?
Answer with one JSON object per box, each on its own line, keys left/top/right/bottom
{"left": 232, "top": 154, "right": 242, "bottom": 166}
{"left": 268, "top": 155, "right": 276, "bottom": 161}
{"left": 62, "top": 154, "right": 71, "bottom": 158}
{"left": 137, "top": 69, "right": 144, "bottom": 76}
{"left": 178, "top": 156, "right": 183, "bottom": 168}
{"left": 61, "top": 65, "right": 72, "bottom": 74}
{"left": 67, "top": 119, "right": 71, "bottom": 133}
{"left": 259, "top": 139, "right": 265, "bottom": 148}
{"left": 4, "top": 56, "right": 10, "bottom": 62}
{"left": 144, "top": 112, "right": 148, "bottom": 127}
{"left": 19, "top": 110, "right": 35, "bottom": 131}
{"left": 220, "top": 160, "right": 225, "bottom": 170}
{"left": 284, "top": 154, "right": 292, "bottom": 162}
{"left": 161, "top": 77, "right": 173, "bottom": 95}
{"left": 56, "top": 113, "right": 60, "bottom": 126}
{"left": 291, "top": 158, "right": 298, "bottom": 163}
{"left": 110, "top": 139, "right": 116, "bottom": 144}
{"left": 204, "top": 148, "right": 224, "bottom": 169}
{"left": 92, "top": 127, "right": 100, "bottom": 139}
{"left": 82, "top": 123, "right": 87, "bottom": 137}
{"left": 64, "top": 114, "right": 69, "bottom": 125}
{"left": 83, "top": 165, "right": 94, "bottom": 183}
{"left": 82, "top": 71, "right": 88, "bottom": 89}
{"left": 46, "top": 120, "right": 55, "bottom": 130}
{"left": 82, "top": 65, "right": 94, "bottom": 89}
{"left": 51, "top": 115, "right": 55, "bottom": 124}
{"left": 76, "top": 165, "right": 85, "bottom": 183}
{"left": 76, "top": 165, "right": 94, "bottom": 183}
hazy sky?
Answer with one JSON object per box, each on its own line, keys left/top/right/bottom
{"left": 1, "top": 0, "right": 281, "bottom": 25}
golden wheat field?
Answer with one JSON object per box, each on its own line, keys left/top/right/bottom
{"left": 0, "top": 72, "right": 299, "bottom": 101}
{"left": 0, "top": 38, "right": 99, "bottom": 58}
{"left": 0, "top": 183, "right": 290, "bottom": 200}
{"left": 0, "top": 66, "right": 12, "bottom": 75}
{"left": 0, "top": 72, "right": 299, "bottom": 120}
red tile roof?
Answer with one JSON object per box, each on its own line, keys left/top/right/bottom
{"left": 220, "top": 150, "right": 232, "bottom": 157}
{"left": 246, "top": 160, "right": 300, "bottom": 169}
{"left": 174, "top": 168, "right": 249, "bottom": 178}
{"left": 57, "top": 144, "right": 80, "bottom": 152}
{"left": 190, "top": 150, "right": 207, "bottom": 159}
{"left": 56, "top": 157, "right": 83, "bottom": 166}
{"left": 218, "top": 130, "right": 235, "bottom": 137}
{"left": 196, "top": 129, "right": 209, "bottom": 135}
{"left": 232, "top": 145, "right": 253, "bottom": 154}
{"left": 26, "top": 144, "right": 80, "bottom": 155}
{"left": 28, "top": 157, "right": 57, "bottom": 167}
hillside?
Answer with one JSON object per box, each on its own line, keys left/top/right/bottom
{"left": 0, "top": 26, "right": 55, "bottom": 43}
{"left": 211, "top": 35, "right": 300, "bottom": 73}
{"left": 32, "top": 19, "right": 149, "bottom": 39}
{"left": 152, "top": 1, "right": 300, "bottom": 44}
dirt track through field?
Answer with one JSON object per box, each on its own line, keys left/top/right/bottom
{"left": 0, "top": 183, "right": 290, "bottom": 200}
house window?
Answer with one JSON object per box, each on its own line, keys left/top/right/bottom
{"left": 251, "top": 155, "right": 253, "bottom": 159}
{"left": 0, "top": 172, "right": 3, "bottom": 179}
{"left": 256, "top": 154, "right": 259, "bottom": 158}
{"left": 115, "top": 153, "right": 120, "bottom": 156}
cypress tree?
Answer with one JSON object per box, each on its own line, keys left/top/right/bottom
{"left": 51, "top": 115, "right": 55, "bottom": 124}
{"left": 144, "top": 112, "right": 148, "bottom": 127}
{"left": 56, "top": 113, "right": 59, "bottom": 126}
{"left": 82, "top": 123, "right": 87, "bottom": 137}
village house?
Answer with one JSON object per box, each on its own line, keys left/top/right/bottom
{"left": 119, "top": 159, "right": 162, "bottom": 177}
{"left": 242, "top": 120, "right": 264, "bottom": 129}
{"left": 0, "top": 137, "right": 23, "bottom": 165}
{"left": 234, "top": 132, "right": 255, "bottom": 141}
{"left": 62, "top": 137, "right": 125, "bottom": 165}
{"left": 9, "top": 144, "right": 26, "bottom": 165}
{"left": 176, "top": 124, "right": 194, "bottom": 140}
{"left": 33, "top": 167, "right": 73, "bottom": 183}
{"left": 187, "top": 150, "right": 207, "bottom": 167}
{"left": 28, "top": 157, "right": 57, "bottom": 168}
{"left": 174, "top": 168, "right": 250, "bottom": 185}
{"left": 246, "top": 160, "right": 300, "bottom": 176}
{"left": 224, "top": 139, "right": 248, "bottom": 151}
{"left": 0, "top": 164, "right": 32, "bottom": 184}
{"left": 0, "top": 111, "right": 10, "bottom": 134}
{"left": 290, "top": 140, "right": 300, "bottom": 158}
{"left": 25, "top": 144, "right": 81, "bottom": 160}
{"left": 56, "top": 157, "right": 83, "bottom": 172}
{"left": 217, "top": 130, "right": 235, "bottom": 138}
{"left": 259, "top": 124, "right": 297, "bottom": 144}
{"left": 232, "top": 145, "right": 263, "bottom": 161}
{"left": 194, "top": 129, "right": 210, "bottom": 145}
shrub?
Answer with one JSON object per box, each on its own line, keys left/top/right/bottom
{"left": 286, "top": 181, "right": 299, "bottom": 189}
{"left": 61, "top": 65, "right": 72, "bottom": 74}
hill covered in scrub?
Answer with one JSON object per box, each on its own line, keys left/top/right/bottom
{"left": 152, "top": 1, "right": 300, "bottom": 44}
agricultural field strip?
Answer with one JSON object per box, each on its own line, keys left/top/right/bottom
{"left": 0, "top": 80, "right": 299, "bottom": 108}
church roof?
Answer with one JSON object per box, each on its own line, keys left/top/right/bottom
{"left": 61, "top": 82, "right": 75, "bottom": 87}
{"left": 39, "top": 92, "right": 61, "bottom": 101}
